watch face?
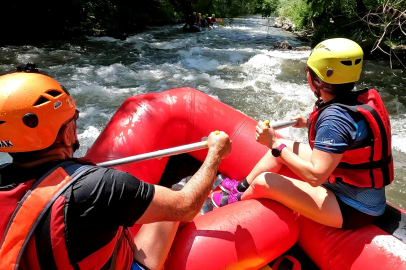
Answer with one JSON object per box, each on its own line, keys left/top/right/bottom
{"left": 271, "top": 148, "right": 280, "bottom": 157}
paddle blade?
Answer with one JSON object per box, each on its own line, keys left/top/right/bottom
{"left": 218, "top": 18, "right": 223, "bottom": 22}
{"left": 219, "top": 22, "right": 225, "bottom": 26}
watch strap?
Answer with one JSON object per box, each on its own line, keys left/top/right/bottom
{"left": 277, "top": 143, "right": 287, "bottom": 152}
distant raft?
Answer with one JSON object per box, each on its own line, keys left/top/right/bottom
{"left": 181, "top": 24, "right": 201, "bottom": 32}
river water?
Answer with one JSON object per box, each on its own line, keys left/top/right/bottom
{"left": 1, "top": 16, "right": 405, "bottom": 208}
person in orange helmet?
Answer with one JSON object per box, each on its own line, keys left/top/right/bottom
{"left": 0, "top": 63, "right": 232, "bottom": 270}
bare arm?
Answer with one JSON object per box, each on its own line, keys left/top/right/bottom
{"left": 136, "top": 132, "right": 231, "bottom": 224}
{"left": 275, "top": 140, "right": 342, "bottom": 186}
{"left": 256, "top": 121, "right": 342, "bottom": 187}
{"left": 291, "top": 114, "right": 308, "bottom": 129}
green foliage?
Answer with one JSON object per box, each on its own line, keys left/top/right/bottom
{"left": 1, "top": 0, "right": 188, "bottom": 44}
{"left": 245, "top": 0, "right": 280, "bottom": 18}
{"left": 312, "top": 14, "right": 368, "bottom": 44}
{"left": 209, "top": 0, "right": 250, "bottom": 19}
{"left": 83, "top": 0, "right": 184, "bottom": 34}
{"left": 2, "top": 0, "right": 404, "bottom": 48}
{"left": 307, "top": 0, "right": 358, "bottom": 21}
{"left": 277, "top": 0, "right": 309, "bottom": 30}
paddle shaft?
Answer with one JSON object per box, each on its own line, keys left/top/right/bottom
{"left": 97, "top": 120, "right": 298, "bottom": 168}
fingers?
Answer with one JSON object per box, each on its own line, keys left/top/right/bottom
{"left": 291, "top": 114, "right": 302, "bottom": 121}
{"left": 255, "top": 120, "right": 276, "bottom": 147}
{"left": 290, "top": 115, "right": 305, "bottom": 128}
{"left": 258, "top": 121, "right": 268, "bottom": 130}
{"left": 255, "top": 121, "right": 268, "bottom": 140}
{"left": 256, "top": 125, "right": 262, "bottom": 133}
{"left": 207, "top": 131, "right": 232, "bottom": 158}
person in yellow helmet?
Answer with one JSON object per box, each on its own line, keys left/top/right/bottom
{"left": 201, "top": 15, "right": 207, "bottom": 28}
{"left": 213, "top": 38, "right": 393, "bottom": 231}
{"left": 197, "top": 13, "right": 202, "bottom": 27}
{"left": 208, "top": 14, "right": 217, "bottom": 26}
{"left": 0, "top": 63, "right": 232, "bottom": 269}
{"left": 205, "top": 14, "right": 211, "bottom": 27}
{"left": 185, "top": 13, "right": 196, "bottom": 28}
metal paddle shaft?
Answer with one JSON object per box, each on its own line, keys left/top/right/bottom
{"left": 267, "top": 120, "right": 298, "bottom": 130}
{"left": 97, "top": 120, "right": 298, "bottom": 168}
{"left": 97, "top": 141, "right": 208, "bottom": 167}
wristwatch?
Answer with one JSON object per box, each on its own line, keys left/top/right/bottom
{"left": 271, "top": 143, "right": 286, "bottom": 157}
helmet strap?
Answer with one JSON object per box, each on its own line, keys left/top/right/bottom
{"left": 306, "top": 69, "right": 321, "bottom": 98}
{"left": 306, "top": 67, "right": 336, "bottom": 98}
{"left": 50, "top": 140, "right": 80, "bottom": 152}
{"left": 46, "top": 118, "right": 80, "bottom": 152}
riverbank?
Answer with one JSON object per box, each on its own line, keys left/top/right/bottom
{"left": 272, "top": 16, "right": 406, "bottom": 65}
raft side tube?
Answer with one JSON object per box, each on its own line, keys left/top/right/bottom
{"left": 165, "top": 199, "right": 299, "bottom": 270}
{"left": 297, "top": 214, "right": 406, "bottom": 269}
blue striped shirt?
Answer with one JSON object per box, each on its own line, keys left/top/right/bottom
{"left": 315, "top": 105, "right": 386, "bottom": 216}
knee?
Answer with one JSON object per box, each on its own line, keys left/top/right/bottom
{"left": 251, "top": 172, "right": 286, "bottom": 198}
{"left": 251, "top": 172, "right": 277, "bottom": 193}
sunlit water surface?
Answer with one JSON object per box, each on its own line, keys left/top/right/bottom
{"left": 1, "top": 16, "right": 405, "bottom": 208}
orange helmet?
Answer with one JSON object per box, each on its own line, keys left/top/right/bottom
{"left": 0, "top": 71, "right": 76, "bottom": 152}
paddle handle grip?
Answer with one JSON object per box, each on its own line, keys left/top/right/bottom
{"left": 264, "top": 120, "right": 298, "bottom": 130}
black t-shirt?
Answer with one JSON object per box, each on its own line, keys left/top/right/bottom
{"left": 0, "top": 160, "right": 155, "bottom": 263}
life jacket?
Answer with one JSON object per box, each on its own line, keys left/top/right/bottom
{"left": 308, "top": 88, "right": 394, "bottom": 188}
{"left": 0, "top": 161, "right": 134, "bottom": 270}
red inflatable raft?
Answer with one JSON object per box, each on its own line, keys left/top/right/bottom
{"left": 85, "top": 87, "right": 406, "bottom": 270}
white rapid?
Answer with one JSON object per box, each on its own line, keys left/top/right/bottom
{"left": 1, "top": 16, "right": 405, "bottom": 208}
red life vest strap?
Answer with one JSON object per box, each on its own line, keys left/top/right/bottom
{"left": 0, "top": 162, "right": 92, "bottom": 270}
{"left": 337, "top": 154, "right": 392, "bottom": 170}
{"left": 329, "top": 102, "right": 391, "bottom": 186}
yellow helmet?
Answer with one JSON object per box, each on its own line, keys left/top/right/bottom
{"left": 206, "top": 14, "right": 208, "bottom": 17}
{"left": 193, "top": 12, "right": 196, "bottom": 16}
{"left": 203, "top": 15, "right": 206, "bottom": 19}
{"left": 307, "top": 38, "right": 364, "bottom": 84}
{"left": 198, "top": 13, "right": 201, "bottom": 16}
{"left": 212, "top": 14, "right": 215, "bottom": 18}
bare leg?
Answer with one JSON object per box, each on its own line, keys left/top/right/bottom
{"left": 242, "top": 172, "right": 342, "bottom": 228}
{"left": 133, "top": 221, "right": 180, "bottom": 270}
{"left": 242, "top": 140, "right": 342, "bottom": 227}
{"left": 246, "top": 139, "right": 313, "bottom": 184}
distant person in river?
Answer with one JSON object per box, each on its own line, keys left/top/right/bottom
{"left": 197, "top": 13, "right": 202, "bottom": 27}
{"left": 208, "top": 14, "right": 217, "bottom": 26}
{"left": 183, "top": 13, "right": 197, "bottom": 31}
{"left": 0, "top": 63, "right": 232, "bottom": 270}
{"left": 212, "top": 38, "right": 393, "bottom": 230}
{"left": 186, "top": 13, "right": 195, "bottom": 26}
{"left": 201, "top": 15, "right": 207, "bottom": 28}
{"left": 205, "top": 15, "right": 211, "bottom": 27}
{"left": 193, "top": 11, "right": 198, "bottom": 25}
